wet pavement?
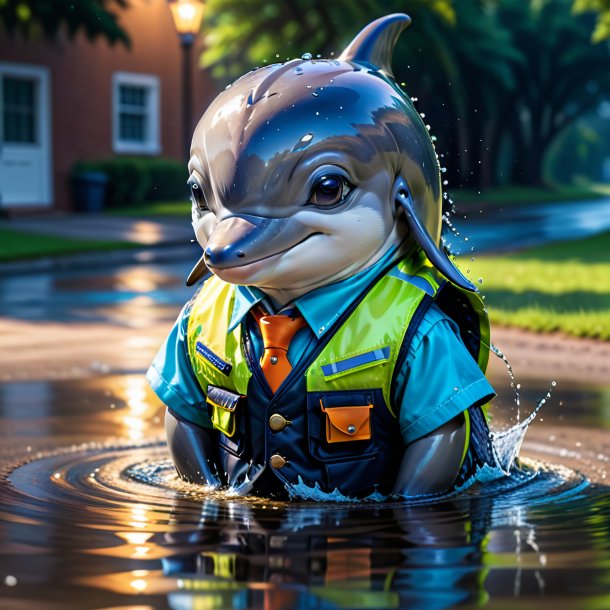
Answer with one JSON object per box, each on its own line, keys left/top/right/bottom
{"left": 5, "top": 214, "right": 193, "bottom": 246}
{"left": 452, "top": 197, "right": 610, "bottom": 254}
{"left": 0, "top": 202, "right": 610, "bottom": 609}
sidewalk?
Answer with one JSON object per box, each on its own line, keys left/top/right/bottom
{"left": 0, "top": 213, "right": 197, "bottom": 275}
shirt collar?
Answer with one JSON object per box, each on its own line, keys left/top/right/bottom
{"left": 228, "top": 284, "right": 265, "bottom": 332}
{"left": 228, "top": 247, "right": 400, "bottom": 337}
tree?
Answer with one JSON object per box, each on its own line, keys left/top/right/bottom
{"left": 0, "top": 0, "right": 130, "bottom": 45}
{"left": 493, "top": 0, "right": 610, "bottom": 186}
{"left": 199, "top": 0, "right": 456, "bottom": 81}
{"left": 196, "top": 0, "right": 610, "bottom": 188}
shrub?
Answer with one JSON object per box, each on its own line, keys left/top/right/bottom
{"left": 146, "top": 158, "right": 188, "bottom": 201}
{"left": 72, "top": 157, "right": 188, "bottom": 208}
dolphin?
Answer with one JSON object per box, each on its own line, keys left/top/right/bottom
{"left": 186, "top": 13, "right": 476, "bottom": 300}
{"left": 165, "top": 13, "right": 480, "bottom": 497}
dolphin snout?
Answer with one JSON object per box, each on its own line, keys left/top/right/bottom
{"left": 204, "top": 214, "right": 306, "bottom": 270}
{"left": 204, "top": 216, "right": 259, "bottom": 268}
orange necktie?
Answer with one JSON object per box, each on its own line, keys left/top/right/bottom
{"left": 254, "top": 308, "right": 307, "bottom": 393}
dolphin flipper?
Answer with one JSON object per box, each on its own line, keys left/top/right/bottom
{"left": 164, "top": 409, "right": 223, "bottom": 487}
{"left": 393, "top": 414, "right": 467, "bottom": 497}
{"left": 394, "top": 177, "right": 477, "bottom": 292}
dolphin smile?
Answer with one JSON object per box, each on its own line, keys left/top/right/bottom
{"left": 206, "top": 232, "right": 324, "bottom": 281}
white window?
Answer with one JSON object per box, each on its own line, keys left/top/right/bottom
{"left": 112, "top": 72, "right": 160, "bottom": 154}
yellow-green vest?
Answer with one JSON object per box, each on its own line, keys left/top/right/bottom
{"left": 186, "top": 252, "right": 489, "bottom": 497}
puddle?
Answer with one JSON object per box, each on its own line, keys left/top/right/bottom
{"left": 0, "top": 372, "right": 609, "bottom": 609}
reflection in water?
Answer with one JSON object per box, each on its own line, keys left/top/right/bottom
{"left": 118, "top": 376, "right": 157, "bottom": 442}
{"left": 0, "top": 260, "right": 193, "bottom": 324}
{"left": 0, "top": 371, "right": 608, "bottom": 609}
{"left": 1, "top": 438, "right": 609, "bottom": 610}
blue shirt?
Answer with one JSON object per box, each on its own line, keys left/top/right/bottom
{"left": 147, "top": 251, "right": 495, "bottom": 445}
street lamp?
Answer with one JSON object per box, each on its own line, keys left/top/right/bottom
{"left": 167, "top": 0, "right": 205, "bottom": 160}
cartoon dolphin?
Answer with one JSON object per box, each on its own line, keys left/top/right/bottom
{"left": 186, "top": 13, "right": 475, "bottom": 299}
{"left": 160, "top": 14, "right": 493, "bottom": 499}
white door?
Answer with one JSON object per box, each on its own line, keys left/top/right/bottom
{"left": 0, "top": 63, "right": 52, "bottom": 208}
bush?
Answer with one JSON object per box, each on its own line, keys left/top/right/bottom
{"left": 72, "top": 157, "right": 188, "bottom": 208}
{"left": 146, "top": 158, "right": 188, "bottom": 201}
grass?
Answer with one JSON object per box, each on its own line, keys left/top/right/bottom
{"left": 106, "top": 200, "right": 191, "bottom": 218}
{"left": 0, "top": 227, "right": 139, "bottom": 262}
{"left": 463, "top": 231, "right": 610, "bottom": 340}
{"left": 452, "top": 184, "right": 607, "bottom": 207}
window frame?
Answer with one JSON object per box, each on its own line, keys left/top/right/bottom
{"left": 112, "top": 72, "right": 161, "bottom": 155}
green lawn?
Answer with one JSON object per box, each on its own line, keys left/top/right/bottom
{"left": 106, "top": 200, "right": 191, "bottom": 218}
{"left": 464, "top": 231, "right": 610, "bottom": 340}
{"left": 0, "top": 227, "right": 139, "bottom": 262}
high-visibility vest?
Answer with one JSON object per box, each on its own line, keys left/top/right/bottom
{"left": 186, "top": 250, "right": 490, "bottom": 497}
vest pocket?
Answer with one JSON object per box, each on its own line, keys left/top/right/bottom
{"left": 307, "top": 390, "right": 379, "bottom": 463}
{"left": 320, "top": 400, "right": 373, "bottom": 443}
{"left": 207, "top": 385, "right": 246, "bottom": 455}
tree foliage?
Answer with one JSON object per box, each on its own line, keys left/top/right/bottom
{"left": 491, "top": 0, "right": 610, "bottom": 186}
{"left": 574, "top": 0, "right": 610, "bottom": 41}
{"left": 0, "top": 0, "right": 130, "bottom": 45}
{"left": 199, "top": 0, "right": 456, "bottom": 80}
{"left": 199, "top": 0, "right": 610, "bottom": 188}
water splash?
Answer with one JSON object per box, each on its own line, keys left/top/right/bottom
{"left": 286, "top": 476, "right": 389, "bottom": 502}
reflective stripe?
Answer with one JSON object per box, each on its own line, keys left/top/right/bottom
{"left": 387, "top": 267, "right": 435, "bottom": 296}
{"left": 321, "top": 346, "right": 391, "bottom": 377}
{"left": 461, "top": 409, "right": 471, "bottom": 466}
{"left": 196, "top": 342, "right": 232, "bottom": 376}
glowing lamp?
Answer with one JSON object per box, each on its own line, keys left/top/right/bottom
{"left": 167, "top": 0, "right": 205, "bottom": 44}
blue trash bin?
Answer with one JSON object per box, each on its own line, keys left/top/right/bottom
{"left": 72, "top": 172, "right": 108, "bottom": 213}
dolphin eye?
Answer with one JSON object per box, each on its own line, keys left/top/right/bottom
{"left": 188, "top": 179, "right": 209, "bottom": 212}
{"left": 307, "top": 175, "right": 353, "bottom": 207}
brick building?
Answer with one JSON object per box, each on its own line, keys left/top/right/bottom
{"left": 0, "top": 0, "right": 215, "bottom": 212}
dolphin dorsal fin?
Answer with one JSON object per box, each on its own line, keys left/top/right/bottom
{"left": 338, "top": 13, "right": 411, "bottom": 78}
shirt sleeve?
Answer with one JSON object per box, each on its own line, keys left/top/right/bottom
{"left": 146, "top": 303, "right": 211, "bottom": 428}
{"left": 394, "top": 304, "right": 495, "bottom": 445}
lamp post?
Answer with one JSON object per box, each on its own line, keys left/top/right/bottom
{"left": 167, "top": 0, "right": 205, "bottom": 161}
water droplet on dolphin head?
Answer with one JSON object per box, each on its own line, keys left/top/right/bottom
{"left": 302, "top": 52, "right": 313, "bottom": 60}
{"left": 294, "top": 66, "right": 303, "bottom": 74}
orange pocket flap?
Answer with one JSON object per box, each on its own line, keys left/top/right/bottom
{"left": 320, "top": 400, "right": 373, "bottom": 443}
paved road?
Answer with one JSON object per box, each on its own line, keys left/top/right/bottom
{"left": 6, "top": 214, "right": 193, "bottom": 245}
{"left": 452, "top": 197, "right": 610, "bottom": 254}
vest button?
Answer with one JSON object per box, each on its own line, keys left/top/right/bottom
{"left": 270, "top": 454, "right": 287, "bottom": 469}
{"left": 269, "top": 413, "right": 288, "bottom": 431}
